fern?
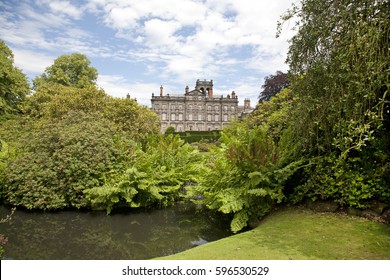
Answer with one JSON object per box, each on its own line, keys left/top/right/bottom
{"left": 84, "top": 133, "right": 202, "bottom": 212}
{"left": 231, "top": 210, "right": 249, "bottom": 233}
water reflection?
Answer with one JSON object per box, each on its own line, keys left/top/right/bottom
{"left": 0, "top": 203, "right": 231, "bottom": 259}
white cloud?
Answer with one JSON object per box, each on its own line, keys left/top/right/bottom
{"left": 143, "top": 19, "right": 182, "bottom": 47}
{"left": 47, "top": 0, "right": 84, "bottom": 19}
{"left": 12, "top": 48, "right": 55, "bottom": 76}
{"left": 104, "top": 6, "right": 139, "bottom": 30}
{"left": 97, "top": 74, "right": 160, "bottom": 106}
{"left": 90, "top": 0, "right": 295, "bottom": 82}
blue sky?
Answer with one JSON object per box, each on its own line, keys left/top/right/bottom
{"left": 0, "top": 0, "right": 296, "bottom": 106}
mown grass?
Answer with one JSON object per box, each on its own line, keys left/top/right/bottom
{"left": 156, "top": 207, "right": 390, "bottom": 260}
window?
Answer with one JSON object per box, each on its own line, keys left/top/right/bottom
{"left": 179, "top": 114, "right": 183, "bottom": 121}
{"left": 189, "top": 105, "right": 192, "bottom": 110}
{"left": 198, "top": 114, "right": 202, "bottom": 121}
{"left": 231, "top": 106, "right": 235, "bottom": 111}
{"left": 171, "top": 113, "right": 175, "bottom": 121}
{"left": 162, "top": 113, "right": 167, "bottom": 121}
{"left": 171, "top": 105, "right": 175, "bottom": 110}
{"left": 224, "top": 105, "right": 227, "bottom": 111}
{"left": 208, "top": 114, "right": 211, "bottom": 121}
{"left": 189, "top": 114, "right": 193, "bottom": 121}
{"left": 163, "top": 105, "right": 167, "bottom": 110}
{"left": 215, "top": 114, "right": 219, "bottom": 121}
{"left": 224, "top": 114, "right": 228, "bottom": 121}
{"left": 179, "top": 105, "right": 183, "bottom": 110}
{"left": 215, "top": 106, "right": 219, "bottom": 111}
{"left": 208, "top": 105, "right": 211, "bottom": 111}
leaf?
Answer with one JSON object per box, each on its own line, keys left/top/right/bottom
{"left": 247, "top": 188, "right": 268, "bottom": 197}
{"left": 230, "top": 210, "right": 249, "bottom": 233}
{"left": 248, "top": 171, "right": 270, "bottom": 187}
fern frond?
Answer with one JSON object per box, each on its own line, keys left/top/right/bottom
{"left": 230, "top": 210, "right": 249, "bottom": 233}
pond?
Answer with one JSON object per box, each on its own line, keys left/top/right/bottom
{"left": 0, "top": 203, "right": 232, "bottom": 259}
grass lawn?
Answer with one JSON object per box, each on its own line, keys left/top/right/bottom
{"left": 157, "top": 207, "right": 390, "bottom": 260}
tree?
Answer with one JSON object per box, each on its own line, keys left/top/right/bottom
{"left": 258, "top": 71, "right": 290, "bottom": 101}
{"left": 165, "top": 126, "right": 175, "bottom": 134}
{"left": 0, "top": 40, "right": 30, "bottom": 116}
{"left": 279, "top": 0, "right": 389, "bottom": 157}
{"left": 33, "top": 53, "right": 98, "bottom": 90}
{"left": 277, "top": 0, "right": 390, "bottom": 207}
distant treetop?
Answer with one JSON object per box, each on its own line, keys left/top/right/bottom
{"left": 258, "top": 71, "right": 290, "bottom": 102}
{"left": 33, "top": 53, "right": 98, "bottom": 90}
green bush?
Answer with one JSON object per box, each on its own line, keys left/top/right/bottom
{"left": 292, "top": 154, "right": 390, "bottom": 208}
{"left": 176, "top": 130, "right": 221, "bottom": 143}
{"left": 1, "top": 111, "right": 134, "bottom": 210}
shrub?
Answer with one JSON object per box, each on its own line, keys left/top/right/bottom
{"left": 2, "top": 111, "right": 133, "bottom": 210}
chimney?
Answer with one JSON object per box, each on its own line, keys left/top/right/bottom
{"left": 185, "top": 85, "right": 189, "bottom": 94}
{"left": 208, "top": 80, "right": 213, "bottom": 97}
{"left": 160, "top": 85, "right": 163, "bottom": 96}
{"left": 231, "top": 90, "right": 236, "bottom": 99}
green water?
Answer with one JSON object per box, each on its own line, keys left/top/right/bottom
{"left": 0, "top": 203, "right": 232, "bottom": 259}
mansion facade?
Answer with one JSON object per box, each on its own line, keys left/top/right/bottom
{"left": 151, "top": 79, "right": 252, "bottom": 132}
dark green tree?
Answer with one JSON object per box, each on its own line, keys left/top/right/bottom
{"left": 165, "top": 126, "right": 175, "bottom": 134}
{"left": 0, "top": 40, "right": 30, "bottom": 116}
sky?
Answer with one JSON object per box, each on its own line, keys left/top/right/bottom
{"left": 0, "top": 0, "right": 297, "bottom": 106}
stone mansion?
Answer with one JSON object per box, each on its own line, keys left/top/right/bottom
{"left": 151, "top": 79, "right": 253, "bottom": 132}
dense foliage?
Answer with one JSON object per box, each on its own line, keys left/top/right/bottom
{"left": 1, "top": 112, "right": 132, "bottom": 210}
{"left": 278, "top": 0, "right": 390, "bottom": 206}
{"left": 0, "top": 50, "right": 164, "bottom": 212}
{"left": 0, "top": 40, "right": 30, "bottom": 118}
{"left": 84, "top": 134, "right": 203, "bottom": 213}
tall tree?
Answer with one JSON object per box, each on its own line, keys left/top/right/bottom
{"left": 278, "top": 0, "right": 389, "bottom": 157}
{"left": 33, "top": 53, "right": 98, "bottom": 90}
{"left": 258, "top": 71, "right": 290, "bottom": 101}
{"left": 276, "top": 0, "right": 390, "bottom": 208}
{"left": 0, "top": 40, "right": 30, "bottom": 116}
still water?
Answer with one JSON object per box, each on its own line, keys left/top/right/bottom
{"left": 0, "top": 203, "right": 232, "bottom": 259}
